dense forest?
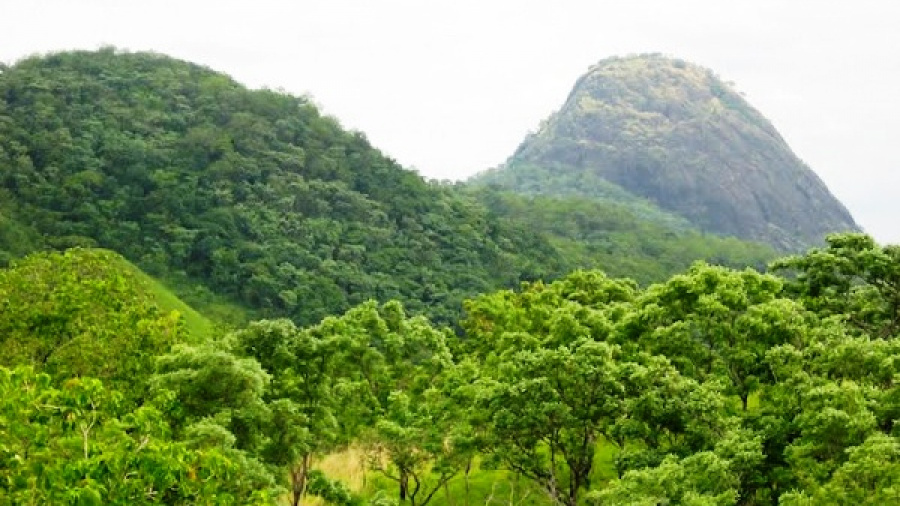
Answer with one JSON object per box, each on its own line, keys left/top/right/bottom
{"left": 0, "top": 48, "right": 891, "bottom": 505}
{"left": 0, "top": 49, "right": 775, "bottom": 327}
{"left": 3, "top": 235, "right": 899, "bottom": 505}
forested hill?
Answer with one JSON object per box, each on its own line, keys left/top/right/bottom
{"left": 0, "top": 49, "right": 773, "bottom": 325}
{"left": 0, "top": 48, "right": 564, "bottom": 325}
{"left": 471, "top": 54, "right": 860, "bottom": 250}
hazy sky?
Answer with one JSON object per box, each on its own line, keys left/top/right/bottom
{"left": 3, "top": 0, "right": 899, "bottom": 243}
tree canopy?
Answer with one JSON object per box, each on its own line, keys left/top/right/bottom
{"left": 1, "top": 233, "right": 898, "bottom": 504}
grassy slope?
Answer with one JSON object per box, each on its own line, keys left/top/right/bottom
{"left": 107, "top": 252, "right": 219, "bottom": 341}
{"left": 153, "top": 271, "right": 254, "bottom": 330}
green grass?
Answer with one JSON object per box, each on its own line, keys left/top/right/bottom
{"left": 315, "top": 439, "right": 624, "bottom": 506}
{"left": 139, "top": 273, "right": 217, "bottom": 341}
{"left": 109, "top": 255, "right": 219, "bottom": 341}
{"left": 362, "top": 462, "right": 553, "bottom": 506}
{"left": 156, "top": 271, "right": 255, "bottom": 330}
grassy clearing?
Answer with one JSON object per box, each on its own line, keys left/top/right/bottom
{"left": 318, "top": 447, "right": 370, "bottom": 494}
{"left": 306, "top": 440, "right": 625, "bottom": 506}
{"left": 303, "top": 447, "right": 552, "bottom": 506}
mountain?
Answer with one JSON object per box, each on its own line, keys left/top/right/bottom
{"left": 0, "top": 49, "right": 774, "bottom": 326}
{"left": 471, "top": 54, "right": 860, "bottom": 250}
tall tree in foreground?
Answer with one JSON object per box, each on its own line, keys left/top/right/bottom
{"left": 311, "top": 300, "right": 469, "bottom": 506}
{"left": 0, "top": 366, "right": 275, "bottom": 504}
{"left": 460, "top": 271, "right": 731, "bottom": 505}
{"left": 150, "top": 343, "right": 279, "bottom": 497}
{"left": 230, "top": 319, "right": 341, "bottom": 506}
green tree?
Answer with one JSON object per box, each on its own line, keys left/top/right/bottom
{"left": 461, "top": 270, "right": 637, "bottom": 360}
{"left": 755, "top": 320, "right": 900, "bottom": 498}
{"left": 0, "top": 249, "right": 184, "bottom": 400}
{"left": 0, "top": 366, "right": 275, "bottom": 504}
{"left": 617, "top": 263, "right": 807, "bottom": 409}
{"left": 459, "top": 269, "right": 734, "bottom": 503}
{"left": 469, "top": 339, "right": 624, "bottom": 506}
{"left": 230, "top": 319, "right": 340, "bottom": 506}
{"left": 310, "top": 300, "right": 466, "bottom": 505}
{"left": 589, "top": 452, "right": 740, "bottom": 506}
{"left": 772, "top": 233, "right": 900, "bottom": 338}
{"left": 467, "top": 337, "right": 731, "bottom": 506}
{"left": 779, "top": 434, "right": 900, "bottom": 505}
{"left": 149, "top": 343, "right": 279, "bottom": 494}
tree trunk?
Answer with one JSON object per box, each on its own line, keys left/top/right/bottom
{"left": 400, "top": 469, "right": 409, "bottom": 502}
{"left": 444, "top": 481, "right": 453, "bottom": 506}
{"left": 291, "top": 454, "right": 312, "bottom": 506}
{"left": 464, "top": 459, "right": 472, "bottom": 506}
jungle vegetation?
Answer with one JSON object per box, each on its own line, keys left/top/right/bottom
{"left": 0, "top": 49, "right": 887, "bottom": 505}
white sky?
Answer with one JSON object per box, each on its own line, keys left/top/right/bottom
{"left": 3, "top": 0, "right": 899, "bottom": 243}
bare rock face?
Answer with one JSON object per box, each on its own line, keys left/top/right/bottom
{"left": 473, "top": 54, "right": 860, "bottom": 250}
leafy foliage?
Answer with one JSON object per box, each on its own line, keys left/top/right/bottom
{"left": 617, "top": 263, "right": 809, "bottom": 408}
{"left": 773, "top": 232, "right": 900, "bottom": 338}
{"left": 0, "top": 366, "right": 275, "bottom": 504}
{"left": 307, "top": 301, "right": 468, "bottom": 506}
{"left": 0, "top": 248, "right": 185, "bottom": 399}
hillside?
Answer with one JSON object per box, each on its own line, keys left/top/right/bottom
{"left": 465, "top": 187, "right": 775, "bottom": 286}
{"left": 0, "top": 248, "right": 200, "bottom": 394}
{"left": 0, "top": 49, "right": 775, "bottom": 325}
{"left": 0, "top": 48, "right": 568, "bottom": 325}
{"left": 471, "top": 54, "right": 860, "bottom": 250}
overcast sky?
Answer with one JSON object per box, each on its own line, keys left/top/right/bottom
{"left": 3, "top": 0, "right": 899, "bottom": 243}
